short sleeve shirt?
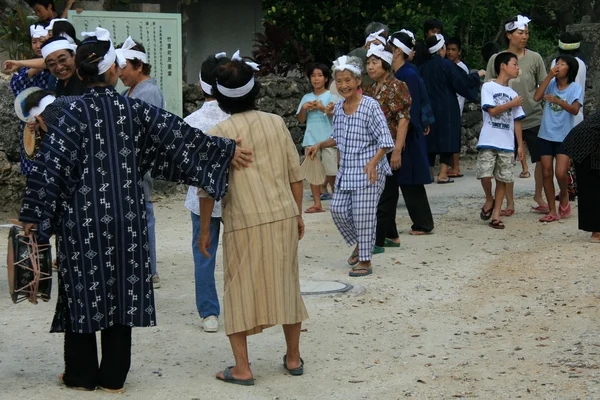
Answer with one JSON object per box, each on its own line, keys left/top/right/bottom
{"left": 478, "top": 81, "right": 526, "bottom": 152}
{"left": 538, "top": 80, "right": 583, "bottom": 142}
{"left": 363, "top": 73, "right": 411, "bottom": 139}
{"left": 296, "top": 91, "right": 335, "bottom": 146}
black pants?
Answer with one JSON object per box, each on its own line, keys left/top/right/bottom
{"left": 428, "top": 152, "right": 453, "bottom": 167}
{"left": 574, "top": 156, "right": 600, "bottom": 233}
{"left": 400, "top": 184, "right": 434, "bottom": 233}
{"left": 63, "top": 324, "right": 132, "bottom": 390}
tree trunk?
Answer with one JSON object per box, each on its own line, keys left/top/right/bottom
{"left": 0, "top": 0, "right": 32, "bottom": 13}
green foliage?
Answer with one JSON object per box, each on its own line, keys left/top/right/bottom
{"left": 0, "top": 6, "right": 36, "bottom": 60}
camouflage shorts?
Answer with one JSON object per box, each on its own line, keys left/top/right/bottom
{"left": 476, "top": 148, "right": 514, "bottom": 183}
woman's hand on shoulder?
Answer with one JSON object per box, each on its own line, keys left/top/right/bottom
{"left": 232, "top": 138, "right": 253, "bottom": 170}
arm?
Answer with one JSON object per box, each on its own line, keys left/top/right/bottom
{"left": 290, "top": 181, "right": 305, "bottom": 240}
{"left": 305, "top": 137, "right": 336, "bottom": 159}
{"left": 60, "top": 0, "right": 75, "bottom": 17}
{"left": 4, "top": 58, "right": 46, "bottom": 72}
{"left": 514, "top": 120, "right": 525, "bottom": 161}
{"left": 545, "top": 97, "right": 581, "bottom": 115}
{"left": 296, "top": 102, "right": 309, "bottom": 123}
{"left": 534, "top": 72, "right": 555, "bottom": 102}
{"left": 197, "top": 196, "right": 215, "bottom": 257}
{"left": 487, "top": 97, "right": 523, "bottom": 117}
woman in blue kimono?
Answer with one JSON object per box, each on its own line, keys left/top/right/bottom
{"left": 18, "top": 28, "right": 251, "bottom": 393}
{"left": 419, "top": 34, "right": 484, "bottom": 183}
{"left": 387, "top": 30, "right": 435, "bottom": 235}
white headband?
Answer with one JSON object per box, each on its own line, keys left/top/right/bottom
{"left": 366, "top": 44, "right": 393, "bottom": 65}
{"left": 231, "top": 50, "right": 260, "bottom": 71}
{"left": 399, "top": 29, "right": 415, "bottom": 42}
{"left": 48, "top": 18, "right": 69, "bottom": 31}
{"left": 199, "top": 52, "right": 227, "bottom": 95}
{"left": 428, "top": 34, "right": 445, "bottom": 54}
{"left": 115, "top": 36, "right": 147, "bottom": 68}
{"left": 28, "top": 95, "right": 56, "bottom": 118}
{"left": 81, "top": 27, "right": 117, "bottom": 75}
{"left": 558, "top": 40, "right": 580, "bottom": 50}
{"left": 389, "top": 36, "right": 413, "bottom": 56}
{"left": 41, "top": 38, "right": 75, "bottom": 60}
{"left": 333, "top": 55, "right": 361, "bottom": 76}
{"left": 505, "top": 15, "right": 531, "bottom": 32}
{"left": 30, "top": 24, "right": 48, "bottom": 38}
{"left": 216, "top": 77, "right": 255, "bottom": 98}
{"left": 365, "top": 29, "right": 386, "bottom": 45}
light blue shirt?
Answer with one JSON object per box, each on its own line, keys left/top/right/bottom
{"left": 296, "top": 91, "right": 335, "bottom": 146}
{"left": 538, "top": 80, "right": 583, "bottom": 143}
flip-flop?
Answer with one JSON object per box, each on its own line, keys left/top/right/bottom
{"left": 447, "top": 172, "right": 464, "bottom": 178}
{"left": 590, "top": 236, "right": 600, "bottom": 243}
{"left": 305, "top": 206, "right": 325, "bottom": 213}
{"left": 531, "top": 205, "right": 550, "bottom": 214}
{"left": 384, "top": 238, "right": 401, "bottom": 247}
{"left": 500, "top": 209, "right": 515, "bottom": 217}
{"left": 480, "top": 200, "right": 495, "bottom": 221}
{"left": 519, "top": 171, "right": 531, "bottom": 178}
{"left": 409, "top": 230, "right": 433, "bottom": 236}
{"left": 539, "top": 214, "right": 560, "bottom": 222}
{"left": 372, "top": 245, "right": 385, "bottom": 254}
{"left": 559, "top": 203, "right": 571, "bottom": 218}
{"left": 347, "top": 247, "right": 359, "bottom": 266}
{"left": 437, "top": 178, "right": 455, "bottom": 184}
{"left": 283, "top": 355, "right": 304, "bottom": 376}
{"left": 216, "top": 367, "right": 255, "bottom": 386}
{"left": 488, "top": 219, "right": 505, "bottom": 229}
{"left": 349, "top": 266, "right": 372, "bottom": 277}
{"left": 320, "top": 193, "right": 333, "bottom": 201}
{"left": 58, "top": 373, "right": 95, "bottom": 391}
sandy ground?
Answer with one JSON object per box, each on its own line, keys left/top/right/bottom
{"left": 0, "top": 161, "right": 599, "bottom": 400}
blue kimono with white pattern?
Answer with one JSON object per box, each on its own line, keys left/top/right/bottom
{"left": 19, "top": 86, "right": 236, "bottom": 334}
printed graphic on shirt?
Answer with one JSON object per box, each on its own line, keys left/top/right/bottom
{"left": 549, "top": 96, "right": 564, "bottom": 113}
{"left": 488, "top": 92, "right": 513, "bottom": 130}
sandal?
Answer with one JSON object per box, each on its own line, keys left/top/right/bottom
{"left": 372, "top": 245, "right": 385, "bottom": 254}
{"left": 531, "top": 205, "right": 550, "bottom": 214}
{"left": 320, "top": 193, "right": 333, "bottom": 201}
{"left": 480, "top": 200, "right": 495, "bottom": 221}
{"left": 409, "top": 230, "right": 433, "bottom": 236}
{"left": 437, "top": 178, "right": 455, "bottom": 184}
{"left": 488, "top": 219, "right": 505, "bottom": 229}
{"left": 305, "top": 206, "right": 325, "bottom": 213}
{"left": 98, "top": 386, "right": 126, "bottom": 394}
{"left": 58, "top": 373, "right": 95, "bottom": 391}
{"left": 447, "top": 172, "right": 464, "bottom": 178}
{"left": 384, "top": 238, "right": 401, "bottom": 247}
{"left": 283, "top": 355, "right": 304, "bottom": 376}
{"left": 216, "top": 367, "right": 255, "bottom": 386}
{"left": 500, "top": 209, "right": 515, "bottom": 217}
{"left": 519, "top": 171, "right": 531, "bottom": 178}
{"left": 559, "top": 203, "right": 571, "bottom": 218}
{"left": 539, "top": 214, "right": 560, "bottom": 222}
{"left": 349, "top": 265, "right": 372, "bottom": 277}
{"left": 347, "top": 247, "right": 359, "bottom": 266}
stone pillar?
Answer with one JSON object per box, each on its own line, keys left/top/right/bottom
{"left": 566, "top": 22, "right": 600, "bottom": 115}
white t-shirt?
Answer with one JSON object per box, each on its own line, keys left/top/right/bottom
{"left": 456, "top": 61, "right": 470, "bottom": 115}
{"left": 478, "top": 81, "right": 526, "bottom": 152}
{"left": 550, "top": 57, "right": 586, "bottom": 125}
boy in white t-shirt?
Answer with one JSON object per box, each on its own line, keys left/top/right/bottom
{"left": 476, "top": 52, "right": 526, "bottom": 229}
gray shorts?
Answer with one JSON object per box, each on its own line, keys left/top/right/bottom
{"left": 476, "top": 148, "right": 515, "bottom": 183}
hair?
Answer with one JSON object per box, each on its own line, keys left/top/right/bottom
{"left": 481, "top": 41, "right": 500, "bottom": 64}
{"left": 122, "top": 41, "right": 152, "bottom": 75}
{"left": 366, "top": 55, "right": 392, "bottom": 72}
{"left": 213, "top": 60, "right": 261, "bottom": 114}
{"left": 40, "top": 36, "right": 75, "bottom": 56}
{"left": 28, "top": 0, "right": 54, "bottom": 10}
{"left": 446, "top": 37, "right": 462, "bottom": 51}
{"left": 494, "top": 52, "right": 518, "bottom": 75}
{"left": 387, "top": 31, "right": 415, "bottom": 60}
{"left": 423, "top": 19, "right": 443, "bottom": 36}
{"left": 503, "top": 16, "right": 527, "bottom": 45}
{"left": 424, "top": 35, "right": 444, "bottom": 60}
{"left": 333, "top": 56, "right": 362, "bottom": 79}
{"left": 200, "top": 54, "right": 232, "bottom": 97}
{"left": 306, "top": 63, "right": 332, "bottom": 88}
{"left": 23, "top": 89, "right": 54, "bottom": 114}
{"left": 75, "top": 38, "right": 112, "bottom": 84}
{"left": 557, "top": 32, "right": 582, "bottom": 56}
{"left": 364, "top": 22, "right": 389, "bottom": 38}
{"left": 51, "top": 20, "right": 81, "bottom": 45}
{"left": 555, "top": 54, "right": 579, "bottom": 83}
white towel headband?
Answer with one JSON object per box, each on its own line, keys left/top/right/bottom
{"left": 41, "top": 38, "right": 76, "bottom": 60}
{"left": 389, "top": 36, "right": 413, "bottom": 56}
{"left": 428, "top": 34, "right": 445, "bottom": 54}
{"left": 30, "top": 24, "right": 48, "bottom": 38}
{"left": 558, "top": 40, "right": 580, "bottom": 50}
{"left": 366, "top": 44, "right": 393, "bottom": 65}
{"left": 81, "top": 27, "right": 117, "bottom": 75}
{"left": 215, "top": 50, "right": 259, "bottom": 98}
{"left": 28, "top": 95, "right": 56, "bottom": 118}
{"left": 199, "top": 52, "right": 227, "bottom": 95}
{"left": 115, "top": 36, "right": 147, "bottom": 68}
{"left": 333, "top": 55, "right": 361, "bottom": 76}
{"left": 505, "top": 15, "right": 531, "bottom": 32}
{"left": 365, "top": 29, "right": 386, "bottom": 46}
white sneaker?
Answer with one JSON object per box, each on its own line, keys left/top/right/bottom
{"left": 202, "top": 316, "right": 219, "bottom": 333}
{"left": 152, "top": 275, "right": 161, "bottom": 289}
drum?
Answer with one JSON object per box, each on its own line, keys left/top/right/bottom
{"left": 23, "top": 124, "right": 41, "bottom": 160}
{"left": 7, "top": 225, "right": 52, "bottom": 304}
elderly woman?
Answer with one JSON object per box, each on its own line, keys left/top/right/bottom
{"left": 197, "top": 55, "right": 308, "bottom": 385}
{"left": 563, "top": 111, "right": 600, "bottom": 242}
{"left": 307, "top": 56, "right": 394, "bottom": 277}
{"left": 116, "top": 37, "right": 165, "bottom": 287}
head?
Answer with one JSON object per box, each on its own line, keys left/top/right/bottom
{"left": 333, "top": 56, "right": 362, "bottom": 99}
{"left": 30, "top": 25, "right": 48, "bottom": 57}
{"left": 557, "top": 32, "right": 582, "bottom": 57}
{"left": 213, "top": 60, "right": 261, "bottom": 114}
{"left": 23, "top": 89, "right": 54, "bottom": 131}
{"left": 445, "top": 37, "right": 462, "bottom": 62}
{"left": 199, "top": 53, "right": 231, "bottom": 98}
{"left": 423, "top": 19, "right": 443, "bottom": 38}
{"left": 387, "top": 31, "right": 415, "bottom": 64}
{"left": 494, "top": 52, "right": 519, "bottom": 79}
{"left": 117, "top": 41, "right": 152, "bottom": 88}
{"left": 364, "top": 22, "right": 389, "bottom": 40}
{"left": 504, "top": 15, "right": 530, "bottom": 49}
{"left": 366, "top": 45, "right": 393, "bottom": 81}
{"left": 28, "top": 0, "right": 56, "bottom": 22}
{"left": 481, "top": 41, "right": 500, "bottom": 64}
{"left": 75, "top": 37, "right": 119, "bottom": 87}
{"left": 50, "top": 20, "right": 80, "bottom": 45}
{"left": 554, "top": 55, "right": 579, "bottom": 83}
{"left": 41, "top": 36, "right": 76, "bottom": 81}
{"left": 425, "top": 34, "right": 446, "bottom": 59}
{"left": 306, "top": 63, "right": 331, "bottom": 91}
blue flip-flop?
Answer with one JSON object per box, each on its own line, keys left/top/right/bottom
{"left": 320, "top": 193, "right": 333, "bottom": 200}
{"left": 437, "top": 178, "right": 455, "bottom": 184}
{"left": 283, "top": 355, "right": 304, "bottom": 376}
{"left": 217, "top": 367, "right": 255, "bottom": 386}
{"left": 349, "top": 266, "right": 372, "bottom": 277}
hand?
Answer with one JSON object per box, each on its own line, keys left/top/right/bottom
{"left": 231, "top": 138, "right": 253, "bottom": 170}
{"left": 314, "top": 100, "right": 325, "bottom": 112}
{"left": 517, "top": 146, "right": 525, "bottom": 162}
{"left": 297, "top": 216, "right": 305, "bottom": 240}
{"left": 3, "top": 60, "right": 20, "bottom": 73}
{"left": 543, "top": 94, "right": 560, "bottom": 104}
{"left": 22, "top": 222, "right": 38, "bottom": 235}
{"left": 363, "top": 161, "right": 378, "bottom": 184}
{"left": 510, "top": 95, "right": 524, "bottom": 107}
{"left": 305, "top": 144, "right": 319, "bottom": 159}
{"left": 325, "top": 103, "right": 335, "bottom": 116}
{"left": 478, "top": 70, "right": 486, "bottom": 78}
{"left": 549, "top": 66, "right": 559, "bottom": 78}
{"left": 198, "top": 229, "right": 211, "bottom": 258}
{"left": 390, "top": 149, "right": 402, "bottom": 170}
{"left": 423, "top": 126, "right": 431, "bottom": 136}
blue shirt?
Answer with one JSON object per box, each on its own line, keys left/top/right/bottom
{"left": 538, "top": 80, "right": 583, "bottom": 143}
{"left": 296, "top": 91, "right": 335, "bottom": 146}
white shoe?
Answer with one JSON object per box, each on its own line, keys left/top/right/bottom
{"left": 202, "top": 316, "right": 219, "bottom": 333}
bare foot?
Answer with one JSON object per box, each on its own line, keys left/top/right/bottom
{"left": 216, "top": 366, "right": 253, "bottom": 381}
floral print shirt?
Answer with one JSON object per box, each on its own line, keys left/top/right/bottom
{"left": 364, "top": 73, "right": 411, "bottom": 139}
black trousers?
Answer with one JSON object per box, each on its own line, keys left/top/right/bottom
{"left": 63, "top": 324, "right": 132, "bottom": 390}
{"left": 574, "top": 157, "right": 600, "bottom": 233}
{"left": 400, "top": 184, "right": 434, "bottom": 233}
{"left": 428, "top": 152, "right": 454, "bottom": 167}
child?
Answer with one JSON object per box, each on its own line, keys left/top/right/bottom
{"left": 477, "top": 52, "right": 525, "bottom": 229}
{"left": 534, "top": 55, "right": 582, "bottom": 222}
{"left": 296, "top": 63, "right": 338, "bottom": 213}
{"left": 306, "top": 56, "right": 394, "bottom": 277}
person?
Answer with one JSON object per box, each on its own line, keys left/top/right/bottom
{"left": 445, "top": 37, "right": 470, "bottom": 178}
{"left": 485, "top": 15, "right": 547, "bottom": 215}
{"left": 363, "top": 44, "right": 413, "bottom": 251}
{"left": 387, "top": 30, "right": 435, "bottom": 236}
{"left": 412, "top": 18, "right": 443, "bottom": 68}
{"left": 533, "top": 55, "right": 582, "bottom": 222}
{"left": 27, "top": 0, "right": 77, "bottom": 25}
{"left": 116, "top": 37, "right": 164, "bottom": 288}
{"left": 183, "top": 52, "right": 231, "bottom": 333}
{"left": 348, "top": 21, "right": 390, "bottom": 87}
{"left": 48, "top": 18, "right": 81, "bottom": 45}
{"left": 477, "top": 52, "right": 526, "bottom": 229}
{"left": 420, "top": 34, "right": 484, "bottom": 183}
{"left": 4, "top": 24, "right": 56, "bottom": 175}
{"left": 306, "top": 56, "right": 394, "bottom": 277}
{"left": 196, "top": 54, "right": 308, "bottom": 385}
{"left": 297, "top": 63, "right": 337, "bottom": 213}
{"left": 18, "top": 27, "right": 251, "bottom": 392}
{"left": 563, "top": 111, "right": 600, "bottom": 243}
{"left": 481, "top": 42, "right": 500, "bottom": 65}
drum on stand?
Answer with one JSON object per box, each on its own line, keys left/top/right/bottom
{"left": 22, "top": 124, "right": 41, "bottom": 160}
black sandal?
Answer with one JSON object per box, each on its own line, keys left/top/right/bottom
{"left": 347, "top": 247, "right": 359, "bottom": 266}
{"left": 488, "top": 219, "right": 505, "bottom": 229}
{"left": 480, "top": 200, "right": 495, "bottom": 221}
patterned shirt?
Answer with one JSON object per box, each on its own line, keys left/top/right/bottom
{"left": 184, "top": 100, "right": 230, "bottom": 218}
{"left": 332, "top": 96, "right": 394, "bottom": 190}
{"left": 364, "top": 73, "right": 411, "bottom": 140}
